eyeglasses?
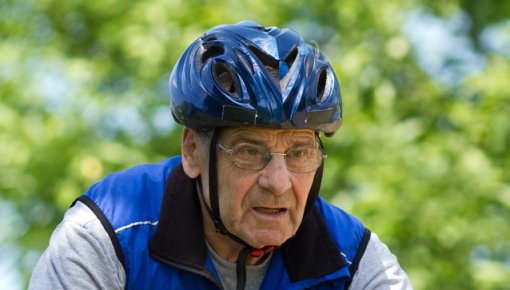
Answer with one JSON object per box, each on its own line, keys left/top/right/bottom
{"left": 217, "top": 142, "right": 327, "bottom": 173}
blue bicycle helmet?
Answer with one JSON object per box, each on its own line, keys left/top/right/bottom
{"left": 169, "top": 20, "right": 342, "bottom": 136}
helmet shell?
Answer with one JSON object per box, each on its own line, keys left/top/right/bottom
{"left": 169, "top": 21, "right": 342, "bottom": 136}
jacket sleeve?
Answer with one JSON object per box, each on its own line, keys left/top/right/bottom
{"left": 349, "top": 233, "right": 413, "bottom": 290}
{"left": 28, "top": 201, "right": 126, "bottom": 290}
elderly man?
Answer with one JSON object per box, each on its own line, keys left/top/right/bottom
{"left": 30, "top": 21, "right": 412, "bottom": 289}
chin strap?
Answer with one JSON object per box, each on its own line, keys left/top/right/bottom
{"left": 200, "top": 128, "right": 278, "bottom": 290}
{"left": 205, "top": 128, "right": 254, "bottom": 247}
{"left": 236, "top": 246, "right": 275, "bottom": 290}
{"left": 207, "top": 128, "right": 229, "bottom": 234}
{"left": 196, "top": 171, "right": 277, "bottom": 290}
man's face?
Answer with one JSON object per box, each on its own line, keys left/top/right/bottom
{"left": 206, "top": 127, "right": 318, "bottom": 248}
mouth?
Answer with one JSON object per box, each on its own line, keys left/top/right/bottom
{"left": 253, "top": 207, "right": 287, "bottom": 215}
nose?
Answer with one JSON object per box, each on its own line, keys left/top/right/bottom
{"left": 258, "top": 154, "right": 292, "bottom": 195}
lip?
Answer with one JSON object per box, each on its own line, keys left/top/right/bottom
{"left": 253, "top": 207, "right": 287, "bottom": 219}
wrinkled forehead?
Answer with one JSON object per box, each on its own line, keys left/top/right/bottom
{"left": 220, "top": 126, "right": 317, "bottom": 146}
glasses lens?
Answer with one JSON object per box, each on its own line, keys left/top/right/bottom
{"left": 231, "top": 143, "right": 266, "bottom": 170}
{"left": 286, "top": 147, "right": 322, "bottom": 172}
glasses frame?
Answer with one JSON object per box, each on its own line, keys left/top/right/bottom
{"left": 217, "top": 141, "right": 327, "bottom": 173}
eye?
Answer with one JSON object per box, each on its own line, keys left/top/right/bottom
{"left": 289, "top": 148, "right": 316, "bottom": 160}
{"left": 245, "top": 147, "right": 261, "bottom": 156}
{"left": 289, "top": 148, "right": 305, "bottom": 158}
{"left": 235, "top": 144, "right": 265, "bottom": 159}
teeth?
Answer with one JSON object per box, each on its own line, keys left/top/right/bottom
{"left": 258, "top": 208, "right": 282, "bottom": 213}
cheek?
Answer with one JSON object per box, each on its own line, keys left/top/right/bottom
{"left": 216, "top": 163, "right": 254, "bottom": 209}
{"left": 292, "top": 174, "right": 315, "bottom": 209}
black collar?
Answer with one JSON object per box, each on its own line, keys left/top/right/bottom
{"left": 149, "top": 164, "right": 345, "bottom": 282}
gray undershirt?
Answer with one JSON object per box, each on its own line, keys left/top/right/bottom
{"left": 206, "top": 242, "right": 270, "bottom": 290}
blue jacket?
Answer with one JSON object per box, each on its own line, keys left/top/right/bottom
{"left": 76, "top": 156, "right": 370, "bottom": 289}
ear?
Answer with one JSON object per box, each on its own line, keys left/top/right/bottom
{"left": 181, "top": 128, "right": 202, "bottom": 179}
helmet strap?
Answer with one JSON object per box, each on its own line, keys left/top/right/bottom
{"left": 206, "top": 128, "right": 252, "bottom": 246}
{"left": 234, "top": 245, "right": 275, "bottom": 290}
{"left": 302, "top": 135, "right": 325, "bottom": 217}
{"left": 207, "top": 128, "right": 228, "bottom": 234}
{"left": 204, "top": 128, "right": 277, "bottom": 290}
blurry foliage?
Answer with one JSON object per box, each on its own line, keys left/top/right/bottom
{"left": 0, "top": 0, "right": 509, "bottom": 289}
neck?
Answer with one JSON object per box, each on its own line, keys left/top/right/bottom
{"left": 199, "top": 197, "right": 265, "bottom": 266}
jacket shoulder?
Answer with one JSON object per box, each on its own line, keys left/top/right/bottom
{"left": 83, "top": 156, "right": 182, "bottom": 229}
{"left": 315, "top": 198, "right": 368, "bottom": 265}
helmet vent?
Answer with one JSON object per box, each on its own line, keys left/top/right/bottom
{"left": 284, "top": 47, "right": 298, "bottom": 71}
{"left": 248, "top": 44, "right": 280, "bottom": 82}
{"left": 213, "top": 62, "right": 241, "bottom": 99}
{"left": 317, "top": 68, "right": 330, "bottom": 103}
{"left": 234, "top": 49, "right": 254, "bottom": 74}
{"left": 201, "top": 44, "right": 225, "bottom": 64}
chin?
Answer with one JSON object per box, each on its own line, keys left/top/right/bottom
{"left": 247, "top": 232, "right": 293, "bottom": 248}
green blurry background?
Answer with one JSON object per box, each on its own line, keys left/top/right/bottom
{"left": 1, "top": 0, "right": 509, "bottom": 289}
